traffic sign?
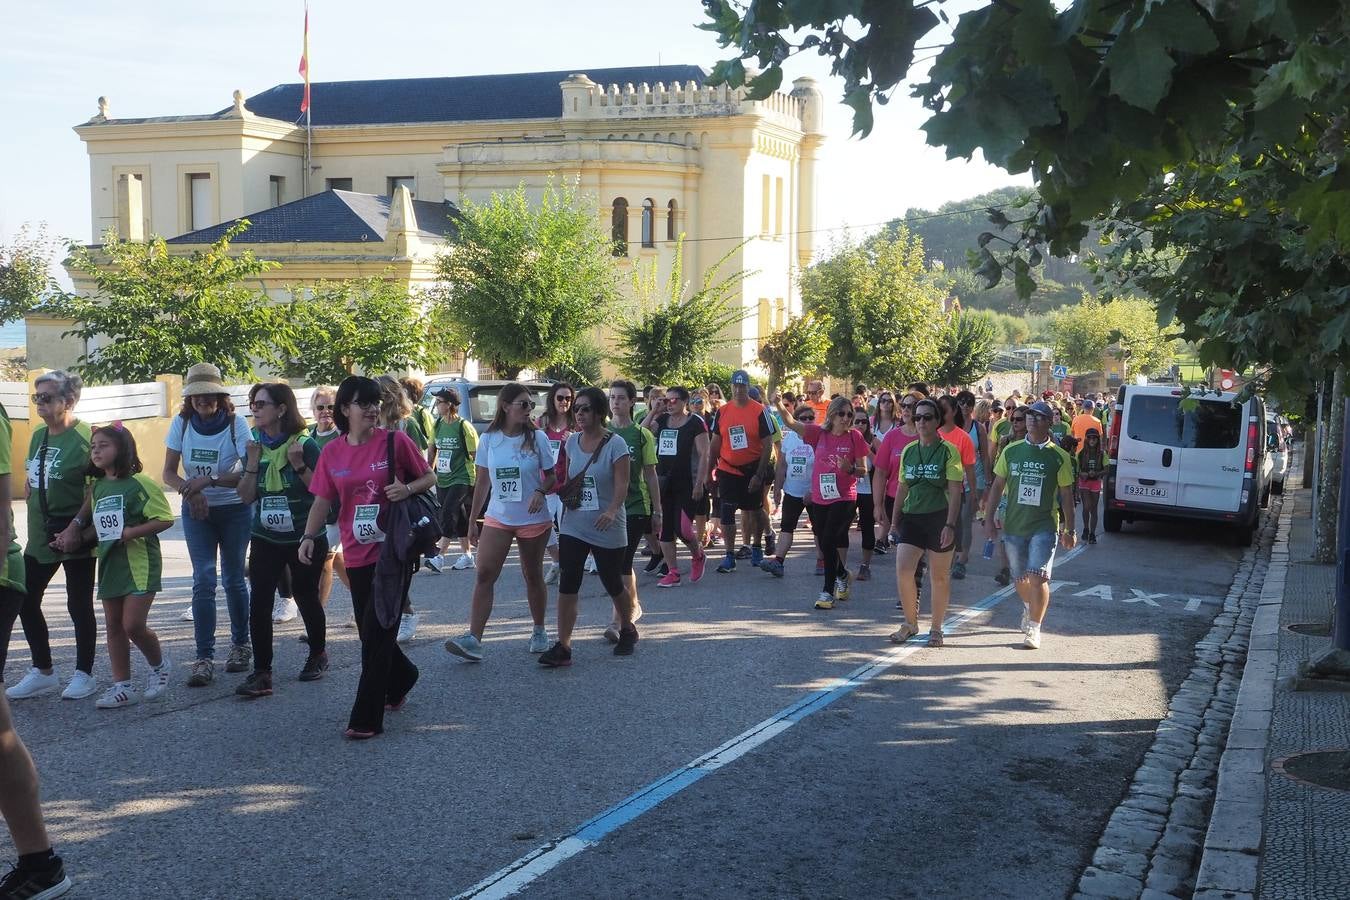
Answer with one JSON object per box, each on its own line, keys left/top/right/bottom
{"left": 1052, "top": 365, "right": 1069, "bottom": 379}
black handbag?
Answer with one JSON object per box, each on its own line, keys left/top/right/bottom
{"left": 39, "top": 429, "right": 95, "bottom": 553}
{"left": 387, "top": 432, "right": 442, "bottom": 556}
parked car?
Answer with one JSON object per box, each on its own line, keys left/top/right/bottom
{"left": 1266, "top": 415, "right": 1289, "bottom": 494}
{"left": 419, "top": 378, "right": 553, "bottom": 433}
{"left": 1104, "top": 385, "right": 1269, "bottom": 546}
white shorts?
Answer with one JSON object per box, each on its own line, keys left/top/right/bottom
{"left": 545, "top": 493, "right": 562, "bottom": 549}
{"left": 325, "top": 524, "right": 342, "bottom": 552}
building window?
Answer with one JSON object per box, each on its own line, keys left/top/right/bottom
{"left": 667, "top": 200, "right": 678, "bottom": 241}
{"left": 774, "top": 177, "right": 784, "bottom": 236}
{"left": 757, "top": 298, "right": 772, "bottom": 344}
{"left": 187, "top": 173, "right": 212, "bottom": 231}
{"left": 641, "top": 199, "right": 655, "bottom": 248}
{"left": 326, "top": 177, "right": 353, "bottom": 192}
{"left": 761, "top": 175, "right": 771, "bottom": 235}
{"left": 269, "top": 175, "right": 285, "bottom": 207}
{"left": 388, "top": 176, "right": 415, "bottom": 197}
{"left": 611, "top": 198, "right": 629, "bottom": 256}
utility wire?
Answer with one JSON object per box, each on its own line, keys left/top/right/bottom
{"left": 651, "top": 201, "right": 1018, "bottom": 244}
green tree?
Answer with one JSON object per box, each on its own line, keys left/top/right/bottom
{"left": 1050, "top": 296, "right": 1113, "bottom": 373}
{"left": 53, "top": 224, "right": 285, "bottom": 384}
{"left": 543, "top": 338, "right": 605, "bottom": 386}
{"left": 756, "top": 311, "right": 831, "bottom": 395}
{"left": 610, "top": 240, "right": 750, "bottom": 385}
{"left": 436, "top": 181, "right": 618, "bottom": 378}
{"left": 0, "top": 225, "right": 58, "bottom": 324}
{"left": 929, "top": 310, "right": 999, "bottom": 387}
{"left": 800, "top": 228, "right": 946, "bottom": 387}
{"left": 277, "top": 276, "right": 443, "bottom": 385}
{"left": 1051, "top": 296, "right": 1176, "bottom": 375}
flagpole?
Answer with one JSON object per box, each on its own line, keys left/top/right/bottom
{"left": 300, "top": 0, "right": 312, "bottom": 195}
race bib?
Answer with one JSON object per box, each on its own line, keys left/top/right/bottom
{"left": 819, "top": 472, "right": 840, "bottom": 500}
{"left": 1016, "top": 474, "right": 1044, "bottom": 507}
{"left": 25, "top": 458, "right": 40, "bottom": 490}
{"left": 548, "top": 439, "right": 562, "bottom": 460}
{"left": 94, "top": 494, "right": 125, "bottom": 544}
{"left": 579, "top": 476, "right": 599, "bottom": 511}
{"left": 659, "top": 429, "right": 678, "bottom": 456}
{"left": 495, "top": 467, "right": 522, "bottom": 503}
{"left": 260, "top": 495, "right": 294, "bottom": 533}
{"left": 728, "top": 425, "right": 749, "bottom": 451}
{"left": 788, "top": 453, "right": 809, "bottom": 479}
{"left": 188, "top": 447, "right": 219, "bottom": 480}
{"left": 352, "top": 504, "right": 385, "bottom": 544}
{"left": 436, "top": 454, "right": 453, "bottom": 474}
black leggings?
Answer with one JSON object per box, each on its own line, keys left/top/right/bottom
{"left": 0, "top": 555, "right": 97, "bottom": 677}
{"left": 247, "top": 537, "right": 327, "bottom": 672}
{"left": 347, "top": 563, "right": 418, "bottom": 735}
{"left": 855, "top": 495, "right": 876, "bottom": 552}
{"left": 808, "top": 501, "right": 853, "bottom": 593}
{"left": 558, "top": 534, "right": 627, "bottom": 596}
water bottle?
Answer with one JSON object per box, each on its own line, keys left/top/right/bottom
{"left": 982, "top": 538, "right": 996, "bottom": 560}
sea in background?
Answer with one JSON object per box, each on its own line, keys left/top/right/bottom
{"left": 0, "top": 322, "right": 24, "bottom": 349}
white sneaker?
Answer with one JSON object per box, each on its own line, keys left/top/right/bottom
{"left": 528, "top": 626, "right": 550, "bottom": 654}
{"left": 450, "top": 553, "right": 475, "bottom": 571}
{"left": 397, "top": 612, "right": 419, "bottom": 643}
{"left": 1023, "top": 623, "right": 1042, "bottom": 650}
{"left": 1021, "top": 603, "right": 1030, "bottom": 635}
{"left": 544, "top": 562, "right": 559, "bottom": 585}
{"left": 273, "top": 596, "right": 299, "bottom": 624}
{"left": 603, "top": 623, "right": 621, "bottom": 644}
{"left": 62, "top": 670, "right": 99, "bottom": 700}
{"left": 144, "top": 656, "right": 171, "bottom": 701}
{"left": 180, "top": 606, "right": 194, "bottom": 621}
{"left": 422, "top": 555, "right": 445, "bottom": 574}
{"left": 584, "top": 555, "right": 597, "bottom": 574}
{"left": 6, "top": 668, "right": 59, "bottom": 700}
{"left": 95, "top": 681, "right": 140, "bottom": 709}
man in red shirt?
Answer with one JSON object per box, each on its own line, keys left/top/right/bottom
{"left": 708, "top": 370, "right": 776, "bottom": 573}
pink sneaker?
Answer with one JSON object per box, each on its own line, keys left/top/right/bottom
{"left": 690, "top": 552, "right": 706, "bottom": 583}
{"left": 657, "top": 570, "right": 682, "bottom": 588}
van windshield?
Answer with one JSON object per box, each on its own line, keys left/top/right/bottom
{"left": 1127, "top": 395, "right": 1242, "bottom": 449}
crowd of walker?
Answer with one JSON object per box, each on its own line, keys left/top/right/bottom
{"left": 0, "top": 361, "right": 1113, "bottom": 897}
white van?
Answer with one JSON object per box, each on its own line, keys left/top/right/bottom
{"left": 1104, "top": 385, "right": 1268, "bottom": 545}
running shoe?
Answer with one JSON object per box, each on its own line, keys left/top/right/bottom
{"left": 422, "top": 554, "right": 445, "bottom": 573}
{"left": 224, "top": 644, "right": 252, "bottom": 674}
{"left": 187, "top": 658, "right": 215, "bottom": 687}
{"left": 643, "top": 553, "right": 664, "bottom": 574}
{"left": 538, "top": 642, "right": 573, "bottom": 667}
{"left": 716, "top": 554, "right": 736, "bottom": 574}
{"left": 584, "top": 555, "right": 597, "bottom": 573}
{"left": 750, "top": 546, "right": 764, "bottom": 567}
{"left": 397, "top": 612, "right": 419, "bottom": 643}
{"left": 759, "top": 557, "right": 784, "bottom": 578}
{"left": 1023, "top": 623, "right": 1042, "bottom": 650}
{"left": 5, "top": 668, "right": 58, "bottom": 700}
{"left": 614, "top": 624, "right": 639, "bottom": 656}
{"left": 61, "top": 670, "right": 99, "bottom": 701}
{"left": 299, "top": 652, "right": 329, "bottom": 682}
{"left": 529, "top": 626, "right": 550, "bottom": 654}
{"left": 764, "top": 531, "right": 777, "bottom": 556}
{"left": 734, "top": 544, "right": 752, "bottom": 560}
{"left": 450, "top": 552, "right": 476, "bottom": 570}
{"left": 889, "top": 622, "right": 920, "bottom": 644}
{"left": 1088, "top": 531, "right": 1097, "bottom": 544}
{"left": 856, "top": 563, "right": 871, "bottom": 582}
{"left": 951, "top": 561, "right": 967, "bottom": 580}
{"left": 444, "top": 632, "right": 484, "bottom": 661}
{"left": 144, "top": 656, "right": 171, "bottom": 701}
{"left": 235, "top": 671, "right": 273, "bottom": 698}
{"left": 657, "top": 570, "right": 682, "bottom": 588}
{"left": 603, "top": 623, "right": 621, "bottom": 644}
{"left": 872, "top": 542, "right": 887, "bottom": 556}
{"left": 814, "top": 592, "right": 835, "bottom": 610}
{"left": 544, "top": 562, "right": 560, "bottom": 585}
{"left": 0, "top": 857, "right": 72, "bottom": 900}
{"left": 994, "top": 568, "right": 1011, "bottom": 586}
{"left": 834, "top": 570, "right": 852, "bottom": 601}
{"left": 690, "top": 553, "right": 706, "bottom": 583}
{"left": 273, "top": 596, "right": 299, "bottom": 623}
{"left": 180, "top": 606, "right": 194, "bottom": 621}
{"left": 94, "top": 682, "right": 139, "bottom": 709}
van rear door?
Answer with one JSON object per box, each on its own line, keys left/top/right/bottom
{"left": 1116, "top": 392, "right": 1182, "bottom": 508}
{"left": 1175, "top": 397, "right": 1246, "bottom": 512}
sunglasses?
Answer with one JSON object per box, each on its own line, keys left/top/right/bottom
{"left": 900, "top": 402, "right": 916, "bottom": 410}
{"left": 314, "top": 404, "right": 334, "bottom": 412}
{"left": 249, "top": 400, "right": 276, "bottom": 410}
{"left": 853, "top": 419, "right": 869, "bottom": 426}
{"left": 797, "top": 415, "right": 814, "bottom": 422}
{"left": 31, "top": 393, "right": 55, "bottom": 404}
{"left": 554, "top": 395, "right": 573, "bottom": 402}
{"left": 351, "top": 399, "right": 380, "bottom": 411}
{"left": 913, "top": 413, "right": 937, "bottom": 422}
{"left": 1011, "top": 416, "right": 1027, "bottom": 423}
{"left": 574, "top": 404, "right": 594, "bottom": 414}
{"left": 511, "top": 399, "right": 537, "bottom": 410}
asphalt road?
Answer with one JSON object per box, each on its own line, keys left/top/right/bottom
{"left": 0, "top": 501, "right": 1249, "bottom": 899}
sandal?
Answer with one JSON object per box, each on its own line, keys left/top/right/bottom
{"left": 344, "top": 727, "right": 378, "bottom": 740}
{"left": 927, "top": 629, "right": 944, "bottom": 648}
{"left": 889, "top": 622, "right": 920, "bottom": 644}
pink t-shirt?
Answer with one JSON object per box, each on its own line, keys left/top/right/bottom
{"left": 801, "top": 424, "right": 870, "bottom": 505}
{"left": 876, "top": 427, "right": 918, "bottom": 498}
{"left": 540, "top": 423, "right": 573, "bottom": 494}
{"left": 939, "top": 425, "right": 977, "bottom": 493}
{"left": 309, "top": 428, "right": 432, "bottom": 568}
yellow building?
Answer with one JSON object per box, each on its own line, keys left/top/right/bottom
{"left": 45, "top": 65, "right": 826, "bottom": 374}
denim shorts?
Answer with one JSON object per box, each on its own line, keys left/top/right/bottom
{"left": 1003, "top": 529, "right": 1058, "bottom": 581}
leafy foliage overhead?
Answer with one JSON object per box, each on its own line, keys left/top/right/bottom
{"left": 757, "top": 310, "right": 831, "bottom": 394}
{"left": 0, "top": 225, "right": 57, "bottom": 325}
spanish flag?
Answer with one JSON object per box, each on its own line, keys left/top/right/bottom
{"left": 298, "top": 2, "right": 310, "bottom": 114}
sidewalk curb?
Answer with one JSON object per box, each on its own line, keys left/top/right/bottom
{"left": 1193, "top": 502, "right": 1293, "bottom": 899}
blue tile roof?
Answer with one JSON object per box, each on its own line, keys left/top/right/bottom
{"left": 236, "top": 65, "right": 707, "bottom": 126}
{"left": 167, "top": 190, "right": 458, "bottom": 244}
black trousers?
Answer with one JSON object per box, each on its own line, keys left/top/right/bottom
{"left": 347, "top": 564, "right": 419, "bottom": 734}
{"left": 855, "top": 495, "right": 876, "bottom": 552}
{"left": 808, "top": 501, "right": 853, "bottom": 593}
{"left": 247, "top": 537, "right": 327, "bottom": 672}
{"left": 0, "top": 555, "right": 97, "bottom": 677}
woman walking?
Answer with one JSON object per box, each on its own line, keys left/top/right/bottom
{"left": 2, "top": 371, "right": 100, "bottom": 701}
{"left": 1077, "top": 428, "right": 1107, "bottom": 543}
{"left": 539, "top": 388, "right": 637, "bottom": 666}
{"left": 851, "top": 410, "right": 880, "bottom": 581}
{"left": 652, "top": 387, "right": 709, "bottom": 586}
{"left": 163, "top": 363, "right": 252, "bottom": 687}
{"left": 605, "top": 381, "right": 658, "bottom": 642}
{"left": 936, "top": 395, "right": 977, "bottom": 580}
{"left": 308, "top": 386, "right": 347, "bottom": 605}
{"left": 444, "top": 383, "right": 557, "bottom": 662}
{"left": 423, "top": 387, "right": 478, "bottom": 573}
{"left": 236, "top": 383, "right": 328, "bottom": 697}
{"left": 760, "top": 401, "right": 814, "bottom": 578}
{"left": 538, "top": 382, "right": 576, "bottom": 585}
{"left": 299, "top": 376, "right": 434, "bottom": 738}
{"left": 375, "top": 375, "right": 425, "bottom": 643}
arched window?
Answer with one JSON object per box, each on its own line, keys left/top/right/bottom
{"left": 611, "top": 198, "right": 628, "bottom": 256}
{"left": 641, "top": 198, "right": 655, "bottom": 248}
{"left": 667, "top": 199, "right": 678, "bottom": 241}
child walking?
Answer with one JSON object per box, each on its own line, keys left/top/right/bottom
{"left": 86, "top": 426, "right": 175, "bottom": 708}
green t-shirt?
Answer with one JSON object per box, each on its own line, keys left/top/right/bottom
{"left": 433, "top": 416, "right": 479, "bottom": 488}
{"left": 91, "top": 473, "right": 174, "bottom": 599}
{"left": 610, "top": 422, "right": 658, "bottom": 516}
{"left": 25, "top": 420, "right": 94, "bottom": 563}
{"left": 250, "top": 431, "right": 322, "bottom": 544}
{"left": 993, "top": 419, "right": 1011, "bottom": 443}
{"left": 0, "top": 408, "right": 26, "bottom": 592}
{"left": 400, "top": 416, "right": 429, "bottom": 452}
{"left": 1050, "top": 422, "right": 1068, "bottom": 439}
{"left": 309, "top": 425, "right": 341, "bottom": 525}
{"left": 993, "top": 437, "right": 1075, "bottom": 537}
{"left": 899, "top": 439, "right": 964, "bottom": 516}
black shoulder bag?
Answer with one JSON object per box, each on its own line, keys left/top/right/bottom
{"left": 387, "top": 431, "right": 442, "bottom": 556}
{"left": 558, "top": 433, "right": 612, "bottom": 511}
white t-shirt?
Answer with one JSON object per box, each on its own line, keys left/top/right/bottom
{"left": 166, "top": 413, "right": 250, "bottom": 507}
{"left": 476, "top": 428, "right": 557, "bottom": 527}
{"left": 780, "top": 430, "right": 815, "bottom": 500}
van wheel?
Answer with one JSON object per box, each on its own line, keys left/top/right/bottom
{"left": 1104, "top": 510, "right": 1123, "bottom": 534}
{"left": 1232, "top": 524, "right": 1254, "bottom": 547}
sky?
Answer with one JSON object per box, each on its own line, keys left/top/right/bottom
{"left": 0, "top": 0, "right": 1028, "bottom": 272}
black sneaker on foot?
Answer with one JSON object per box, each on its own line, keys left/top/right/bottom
{"left": 643, "top": 553, "right": 663, "bottom": 574}
{"left": 0, "top": 858, "right": 71, "bottom": 900}
{"left": 298, "top": 652, "right": 329, "bottom": 682}
{"left": 235, "top": 671, "right": 273, "bottom": 698}
{"left": 614, "top": 624, "right": 639, "bottom": 656}
{"left": 539, "top": 642, "right": 573, "bottom": 667}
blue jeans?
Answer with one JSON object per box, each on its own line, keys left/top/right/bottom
{"left": 1002, "top": 529, "right": 1058, "bottom": 582}
{"left": 183, "top": 502, "right": 253, "bottom": 659}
